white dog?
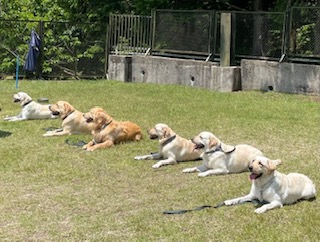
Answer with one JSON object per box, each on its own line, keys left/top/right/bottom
{"left": 224, "top": 156, "right": 316, "bottom": 214}
{"left": 134, "top": 123, "right": 202, "bottom": 168}
{"left": 4, "top": 92, "right": 56, "bottom": 121}
{"left": 182, "top": 131, "right": 263, "bottom": 177}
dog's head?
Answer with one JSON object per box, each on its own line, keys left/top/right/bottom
{"left": 191, "top": 131, "right": 235, "bottom": 153}
{"left": 248, "top": 156, "right": 282, "bottom": 181}
{"left": 83, "top": 107, "right": 112, "bottom": 130}
{"left": 49, "top": 101, "right": 75, "bottom": 119}
{"left": 148, "top": 123, "right": 176, "bottom": 144}
{"left": 13, "top": 92, "right": 32, "bottom": 106}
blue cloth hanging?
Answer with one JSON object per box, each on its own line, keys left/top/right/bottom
{"left": 24, "top": 30, "right": 41, "bottom": 72}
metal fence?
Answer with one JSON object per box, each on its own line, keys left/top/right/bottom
{"left": 108, "top": 8, "right": 320, "bottom": 63}
{"left": 151, "top": 10, "right": 214, "bottom": 59}
{"left": 107, "top": 14, "right": 152, "bottom": 55}
{"left": 289, "top": 7, "right": 320, "bottom": 60}
{"left": 214, "top": 11, "right": 286, "bottom": 60}
{"left": 1, "top": 6, "right": 320, "bottom": 80}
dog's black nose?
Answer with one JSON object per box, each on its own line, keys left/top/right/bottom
{"left": 248, "top": 166, "right": 253, "bottom": 172}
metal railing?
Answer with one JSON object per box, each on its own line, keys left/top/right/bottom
{"left": 107, "top": 14, "right": 152, "bottom": 55}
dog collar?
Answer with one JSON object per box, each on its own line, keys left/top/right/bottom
{"left": 23, "top": 100, "right": 33, "bottom": 107}
{"left": 162, "top": 135, "right": 176, "bottom": 147}
{"left": 205, "top": 144, "right": 236, "bottom": 155}
{"left": 101, "top": 119, "right": 113, "bottom": 130}
{"left": 62, "top": 110, "right": 75, "bottom": 120}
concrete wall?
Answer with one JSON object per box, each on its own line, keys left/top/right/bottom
{"left": 108, "top": 55, "right": 241, "bottom": 92}
{"left": 241, "top": 59, "right": 320, "bottom": 95}
{"left": 108, "top": 55, "right": 320, "bottom": 95}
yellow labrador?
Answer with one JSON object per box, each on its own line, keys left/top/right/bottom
{"left": 182, "top": 131, "right": 263, "bottom": 177}
{"left": 43, "top": 101, "right": 94, "bottom": 136}
{"left": 82, "top": 107, "right": 142, "bottom": 151}
{"left": 4, "top": 92, "right": 57, "bottom": 121}
{"left": 224, "top": 156, "right": 316, "bottom": 214}
{"left": 134, "top": 123, "right": 202, "bottom": 168}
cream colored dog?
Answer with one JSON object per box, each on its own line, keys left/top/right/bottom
{"left": 224, "top": 156, "right": 316, "bottom": 214}
{"left": 82, "top": 107, "right": 142, "bottom": 151}
{"left": 182, "top": 131, "right": 263, "bottom": 177}
{"left": 43, "top": 101, "right": 94, "bottom": 136}
{"left": 4, "top": 92, "right": 57, "bottom": 121}
{"left": 134, "top": 123, "right": 202, "bottom": 168}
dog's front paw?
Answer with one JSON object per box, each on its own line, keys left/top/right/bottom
{"left": 134, "top": 156, "right": 143, "bottom": 160}
{"left": 254, "top": 206, "right": 268, "bottom": 214}
{"left": 224, "top": 200, "right": 235, "bottom": 206}
{"left": 198, "top": 172, "right": 209, "bottom": 177}
{"left": 182, "top": 167, "right": 196, "bottom": 173}
{"left": 82, "top": 145, "right": 88, "bottom": 150}
{"left": 152, "top": 163, "right": 162, "bottom": 169}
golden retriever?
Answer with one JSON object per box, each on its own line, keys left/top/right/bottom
{"left": 134, "top": 123, "right": 202, "bottom": 168}
{"left": 4, "top": 92, "right": 57, "bottom": 121}
{"left": 82, "top": 107, "right": 142, "bottom": 151}
{"left": 182, "top": 131, "right": 263, "bottom": 177}
{"left": 43, "top": 101, "right": 94, "bottom": 136}
{"left": 223, "top": 156, "right": 316, "bottom": 213}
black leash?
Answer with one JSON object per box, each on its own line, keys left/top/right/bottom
{"left": 163, "top": 202, "right": 225, "bottom": 214}
{"left": 43, "top": 127, "right": 61, "bottom": 131}
{"left": 65, "top": 139, "right": 87, "bottom": 147}
{"left": 163, "top": 200, "right": 263, "bottom": 215}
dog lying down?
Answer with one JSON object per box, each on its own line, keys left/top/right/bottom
{"left": 43, "top": 101, "right": 94, "bottom": 136}
{"left": 4, "top": 92, "right": 57, "bottom": 121}
{"left": 82, "top": 107, "right": 142, "bottom": 151}
{"left": 224, "top": 156, "right": 316, "bottom": 214}
{"left": 182, "top": 131, "right": 263, "bottom": 177}
{"left": 134, "top": 123, "right": 202, "bottom": 168}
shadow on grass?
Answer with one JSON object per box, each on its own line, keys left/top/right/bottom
{"left": 0, "top": 130, "right": 12, "bottom": 138}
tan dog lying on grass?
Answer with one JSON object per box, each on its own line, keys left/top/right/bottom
{"left": 134, "top": 123, "right": 202, "bottom": 168}
{"left": 182, "top": 131, "right": 263, "bottom": 177}
{"left": 43, "top": 101, "right": 94, "bottom": 136}
{"left": 82, "top": 107, "right": 142, "bottom": 151}
{"left": 224, "top": 156, "right": 316, "bottom": 214}
{"left": 4, "top": 92, "right": 57, "bottom": 121}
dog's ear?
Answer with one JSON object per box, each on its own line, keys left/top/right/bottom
{"left": 208, "top": 137, "right": 219, "bottom": 148}
{"left": 21, "top": 93, "right": 32, "bottom": 105}
{"left": 158, "top": 127, "right": 171, "bottom": 144}
{"left": 64, "top": 102, "right": 73, "bottom": 114}
{"left": 163, "top": 127, "right": 172, "bottom": 139}
{"left": 221, "top": 143, "right": 236, "bottom": 153}
{"left": 96, "top": 111, "right": 107, "bottom": 124}
{"left": 267, "top": 159, "right": 282, "bottom": 173}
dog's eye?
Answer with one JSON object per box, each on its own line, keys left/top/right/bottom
{"left": 258, "top": 161, "right": 263, "bottom": 166}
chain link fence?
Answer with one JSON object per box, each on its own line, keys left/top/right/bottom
{"left": 151, "top": 10, "right": 215, "bottom": 59}
{"left": 215, "top": 11, "right": 286, "bottom": 61}
{"left": 289, "top": 7, "right": 320, "bottom": 59}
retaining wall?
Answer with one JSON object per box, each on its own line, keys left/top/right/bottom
{"left": 108, "top": 55, "right": 320, "bottom": 95}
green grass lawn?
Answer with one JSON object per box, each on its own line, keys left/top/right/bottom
{"left": 0, "top": 79, "right": 319, "bottom": 241}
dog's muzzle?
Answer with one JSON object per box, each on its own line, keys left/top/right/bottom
{"left": 149, "top": 134, "right": 158, "bottom": 139}
{"left": 191, "top": 139, "right": 204, "bottom": 149}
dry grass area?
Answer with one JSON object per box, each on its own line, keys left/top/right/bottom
{"left": 0, "top": 80, "right": 319, "bottom": 241}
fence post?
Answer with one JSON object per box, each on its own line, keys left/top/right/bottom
{"left": 37, "top": 20, "right": 44, "bottom": 79}
{"left": 220, "top": 13, "right": 234, "bottom": 66}
{"left": 105, "top": 15, "right": 111, "bottom": 79}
